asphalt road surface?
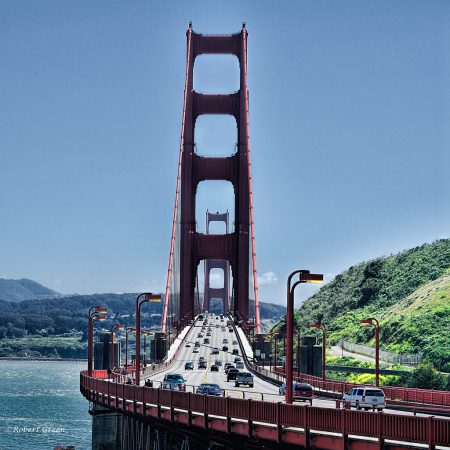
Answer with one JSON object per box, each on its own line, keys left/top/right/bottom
{"left": 144, "top": 314, "right": 449, "bottom": 419}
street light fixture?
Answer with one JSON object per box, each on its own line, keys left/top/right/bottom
{"left": 125, "top": 328, "right": 136, "bottom": 369}
{"left": 136, "top": 293, "right": 161, "bottom": 386}
{"left": 310, "top": 323, "right": 326, "bottom": 381}
{"left": 360, "top": 318, "right": 380, "bottom": 386}
{"left": 88, "top": 306, "right": 107, "bottom": 376}
{"left": 110, "top": 323, "right": 124, "bottom": 372}
{"left": 286, "top": 270, "right": 323, "bottom": 404}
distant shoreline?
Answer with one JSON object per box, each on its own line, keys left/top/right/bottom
{"left": 0, "top": 357, "right": 87, "bottom": 362}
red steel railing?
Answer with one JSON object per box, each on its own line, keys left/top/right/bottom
{"left": 80, "top": 370, "right": 450, "bottom": 449}
{"left": 239, "top": 330, "right": 450, "bottom": 408}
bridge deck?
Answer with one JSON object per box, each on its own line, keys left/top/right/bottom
{"left": 82, "top": 314, "right": 450, "bottom": 450}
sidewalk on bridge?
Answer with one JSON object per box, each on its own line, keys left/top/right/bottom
{"left": 235, "top": 325, "right": 254, "bottom": 360}
{"left": 166, "top": 322, "right": 192, "bottom": 360}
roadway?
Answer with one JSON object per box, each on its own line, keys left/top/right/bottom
{"left": 143, "top": 314, "right": 449, "bottom": 419}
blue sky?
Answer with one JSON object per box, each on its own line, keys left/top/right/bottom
{"left": 1, "top": 1, "right": 449, "bottom": 307}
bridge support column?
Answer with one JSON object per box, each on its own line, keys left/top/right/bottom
{"left": 91, "top": 404, "right": 122, "bottom": 450}
{"left": 179, "top": 24, "right": 251, "bottom": 324}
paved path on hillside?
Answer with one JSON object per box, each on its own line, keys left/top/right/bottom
{"left": 329, "top": 345, "right": 396, "bottom": 367}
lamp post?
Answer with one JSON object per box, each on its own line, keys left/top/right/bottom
{"left": 110, "top": 323, "right": 124, "bottom": 372}
{"left": 286, "top": 270, "right": 323, "bottom": 404}
{"left": 310, "top": 323, "right": 326, "bottom": 380}
{"left": 136, "top": 293, "right": 161, "bottom": 386}
{"left": 88, "top": 306, "right": 107, "bottom": 376}
{"left": 360, "top": 318, "right": 380, "bottom": 386}
{"left": 125, "top": 328, "right": 136, "bottom": 369}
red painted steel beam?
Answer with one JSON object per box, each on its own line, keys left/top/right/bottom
{"left": 180, "top": 25, "right": 251, "bottom": 323}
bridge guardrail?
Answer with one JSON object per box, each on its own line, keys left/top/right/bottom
{"left": 234, "top": 322, "right": 450, "bottom": 408}
{"left": 80, "top": 370, "right": 450, "bottom": 449}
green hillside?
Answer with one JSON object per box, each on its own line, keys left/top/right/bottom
{"left": 275, "top": 238, "right": 450, "bottom": 372}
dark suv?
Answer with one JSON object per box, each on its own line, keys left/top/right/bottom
{"left": 226, "top": 368, "right": 240, "bottom": 382}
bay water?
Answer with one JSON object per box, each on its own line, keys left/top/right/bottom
{"left": 0, "top": 361, "right": 91, "bottom": 450}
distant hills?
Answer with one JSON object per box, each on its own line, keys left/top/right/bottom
{"left": 0, "top": 278, "right": 63, "bottom": 303}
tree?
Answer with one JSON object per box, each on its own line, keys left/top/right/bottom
{"left": 407, "top": 361, "right": 447, "bottom": 391}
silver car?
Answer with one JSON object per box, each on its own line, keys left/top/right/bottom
{"left": 343, "top": 387, "right": 386, "bottom": 410}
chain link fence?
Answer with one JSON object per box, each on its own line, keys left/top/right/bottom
{"left": 338, "top": 337, "right": 422, "bottom": 366}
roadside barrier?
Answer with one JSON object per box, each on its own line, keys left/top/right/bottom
{"left": 80, "top": 370, "right": 450, "bottom": 449}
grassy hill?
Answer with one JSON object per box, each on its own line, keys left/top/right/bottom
{"left": 274, "top": 238, "right": 450, "bottom": 372}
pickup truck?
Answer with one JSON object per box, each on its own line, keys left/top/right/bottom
{"left": 234, "top": 372, "right": 254, "bottom": 388}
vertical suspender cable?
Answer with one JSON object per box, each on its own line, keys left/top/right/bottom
{"left": 242, "top": 27, "right": 261, "bottom": 334}
{"left": 162, "top": 25, "right": 193, "bottom": 332}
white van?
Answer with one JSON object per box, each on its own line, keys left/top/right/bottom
{"left": 343, "top": 387, "right": 386, "bottom": 410}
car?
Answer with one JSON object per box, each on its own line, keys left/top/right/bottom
{"left": 193, "top": 347, "right": 199, "bottom": 353}
{"left": 232, "top": 340, "right": 238, "bottom": 345}
{"left": 185, "top": 362, "right": 194, "bottom": 370}
{"left": 229, "top": 328, "right": 233, "bottom": 332}
{"left": 279, "top": 382, "right": 294, "bottom": 395}
{"left": 343, "top": 387, "right": 386, "bottom": 410}
{"left": 279, "top": 382, "right": 314, "bottom": 401}
{"left": 185, "top": 342, "right": 191, "bottom": 347}
{"left": 206, "top": 332, "right": 211, "bottom": 336}
{"left": 204, "top": 338, "right": 210, "bottom": 344}
{"left": 198, "top": 333, "right": 203, "bottom": 338}
{"left": 224, "top": 364, "right": 235, "bottom": 374}
{"left": 196, "top": 383, "right": 224, "bottom": 396}
{"left": 195, "top": 341, "right": 200, "bottom": 347}
{"left": 163, "top": 374, "right": 186, "bottom": 391}
{"left": 232, "top": 349, "right": 239, "bottom": 355}
{"left": 199, "top": 356, "right": 206, "bottom": 361}
{"left": 211, "top": 364, "right": 219, "bottom": 371}
{"left": 226, "top": 368, "right": 240, "bottom": 382}
{"left": 223, "top": 339, "right": 228, "bottom": 344}
{"left": 222, "top": 345, "right": 228, "bottom": 351}
{"left": 211, "top": 347, "right": 220, "bottom": 355}
{"left": 215, "top": 359, "right": 222, "bottom": 366}
{"left": 161, "top": 382, "right": 181, "bottom": 390}
{"left": 216, "top": 317, "right": 219, "bottom": 320}
{"left": 234, "top": 356, "right": 241, "bottom": 363}
{"left": 198, "top": 314, "right": 204, "bottom": 320}
{"left": 198, "top": 361, "right": 207, "bottom": 369}
{"left": 293, "top": 383, "right": 314, "bottom": 401}
{"left": 236, "top": 361, "right": 244, "bottom": 369}
{"left": 235, "top": 372, "right": 253, "bottom": 388}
